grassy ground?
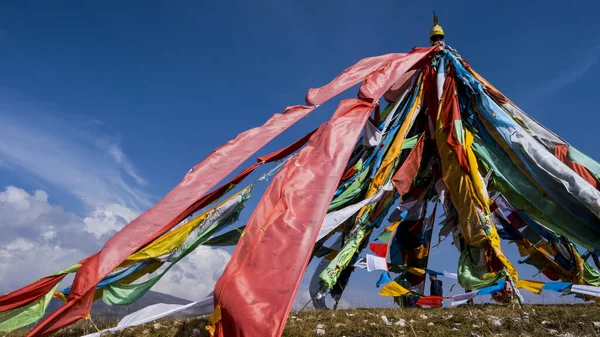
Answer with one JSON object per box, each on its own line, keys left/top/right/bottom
{"left": 5, "top": 304, "right": 600, "bottom": 337}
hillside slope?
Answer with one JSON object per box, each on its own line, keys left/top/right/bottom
{"left": 7, "top": 304, "right": 600, "bottom": 337}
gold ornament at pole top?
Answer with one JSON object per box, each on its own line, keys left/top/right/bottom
{"left": 430, "top": 11, "right": 445, "bottom": 45}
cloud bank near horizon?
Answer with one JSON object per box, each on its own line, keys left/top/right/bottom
{"left": 0, "top": 104, "right": 228, "bottom": 301}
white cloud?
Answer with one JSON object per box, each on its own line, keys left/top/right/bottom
{"left": 41, "top": 229, "right": 57, "bottom": 241}
{"left": 153, "top": 246, "right": 232, "bottom": 301}
{"left": 292, "top": 290, "right": 314, "bottom": 311}
{"left": 0, "top": 241, "right": 85, "bottom": 292}
{"left": 290, "top": 289, "right": 353, "bottom": 312}
{"left": 0, "top": 186, "right": 51, "bottom": 226}
{"left": 0, "top": 186, "right": 99, "bottom": 291}
{"left": 5, "top": 238, "right": 37, "bottom": 251}
{"left": 83, "top": 203, "right": 139, "bottom": 238}
{"left": 0, "top": 185, "right": 231, "bottom": 302}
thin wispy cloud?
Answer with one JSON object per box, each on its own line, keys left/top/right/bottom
{"left": 531, "top": 43, "right": 600, "bottom": 100}
{"left": 106, "top": 143, "right": 147, "bottom": 186}
{"left": 0, "top": 110, "right": 152, "bottom": 213}
{"left": 0, "top": 95, "right": 157, "bottom": 241}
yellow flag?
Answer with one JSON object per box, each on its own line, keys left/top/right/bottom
{"left": 385, "top": 222, "right": 400, "bottom": 232}
{"left": 516, "top": 240, "right": 531, "bottom": 257}
{"left": 119, "top": 213, "right": 208, "bottom": 268}
{"left": 405, "top": 267, "right": 426, "bottom": 277}
{"left": 489, "top": 225, "right": 519, "bottom": 282}
{"left": 118, "top": 187, "right": 249, "bottom": 269}
{"left": 516, "top": 279, "right": 544, "bottom": 295}
{"left": 208, "top": 305, "right": 222, "bottom": 324}
{"left": 378, "top": 281, "right": 410, "bottom": 297}
{"left": 205, "top": 305, "right": 222, "bottom": 337}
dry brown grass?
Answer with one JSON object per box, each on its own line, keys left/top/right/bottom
{"left": 5, "top": 304, "right": 600, "bottom": 337}
{"left": 283, "top": 304, "right": 600, "bottom": 337}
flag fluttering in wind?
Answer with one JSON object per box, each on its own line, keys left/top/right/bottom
{"left": 3, "top": 14, "right": 600, "bottom": 337}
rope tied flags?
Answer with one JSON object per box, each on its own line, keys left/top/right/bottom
{"left": 5, "top": 29, "right": 600, "bottom": 337}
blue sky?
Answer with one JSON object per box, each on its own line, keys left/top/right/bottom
{"left": 0, "top": 0, "right": 599, "bottom": 307}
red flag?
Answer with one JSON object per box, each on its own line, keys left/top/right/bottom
{"left": 370, "top": 243, "right": 388, "bottom": 258}
{"left": 507, "top": 211, "right": 528, "bottom": 230}
{"left": 0, "top": 274, "right": 66, "bottom": 312}
{"left": 392, "top": 133, "right": 426, "bottom": 195}
{"left": 416, "top": 296, "right": 443, "bottom": 307}
{"left": 306, "top": 47, "right": 438, "bottom": 106}
{"left": 359, "top": 47, "right": 438, "bottom": 102}
{"left": 306, "top": 54, "right": 406, "bottom": 105}
{"left": 384, "top": 69, "right": 417, "bottom": 103}
{"left": 214, "top": 99, "right": 374, "bottom": 337}
{"left": 439, "top": 68, "right": 470, "bottom": 173}
{"left": 256, "top": 129, "right": 316, "bottom": 163}
{"left": 554, "top": 144, "right": 599, "bottom": 190}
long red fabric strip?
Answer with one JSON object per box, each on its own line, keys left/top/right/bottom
{"left": 26, "top": 254, "right": 100, "bottom": 337}
{"left": 214, "top": 99, "right": 374, "bottom": 337}
{"left": 256, "top": 129, "right": 316, "bottom": 163}
{"left": 187, "top": 128, "right": 319, "bottom": 216}
{"left": 0, "top": 274, "right": 66, "bottom": 312}
{"left": 176, "top": 128, "right": 319, "bottom": 222}
{"left": 306, "top": 47, "right": 437, "bottom": 106}
{"left": 305, "top": 54, "right": 406, "bottom": 105}
{"left": 439, "top": 68, "right": 470, "bottom": 173}
{"left": 384, "top": 69, "right": 417, "bottom": 103}
{"left": 392, "top": 133, "right": 426, "bottom": 195}
{"left": 97, "top": 105, "right": 315, "bottom": 276}
{"left": 0, "top": 251, "right": 98, "bottom": 315}
{"left": 358, "top": 47, "right": 438, "bottom": 102}
{"left": 423, "top": 66, "right": 439, "bottom": 130}
{"left": 27, "top": 105, "right": 316, "bottom": 337}
{"left": 6, "top": 166, "right": 253, "bottom": 324}
{"left": 554, "top": 144, "right": 600, "bottom": 190}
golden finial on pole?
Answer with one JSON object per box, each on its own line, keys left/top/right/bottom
{"left": 430, "top": 11, "right": 445, "bottom": 45}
